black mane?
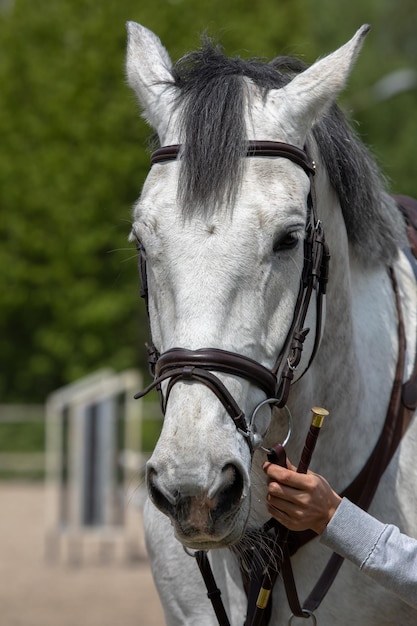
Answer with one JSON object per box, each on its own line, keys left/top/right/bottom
{"left": 170, "top": 41, "right": 405, "bottom": 266}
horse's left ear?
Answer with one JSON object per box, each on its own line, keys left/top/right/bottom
{"left": 126, "top": 22, "right": 177, "bottom": 141}
{"left": 268, "top": 25, "right": 371, "bottom": 145}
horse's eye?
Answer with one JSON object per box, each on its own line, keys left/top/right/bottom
{"left": 273, "top": 231, "right": 299, "bottom": 253}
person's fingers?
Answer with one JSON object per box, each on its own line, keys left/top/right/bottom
{"left": 267, "top": 479, "right": 301, "bottom": 505}
{"left": 286, "top": 458, "right": 297, "bottom": 472}
{"left": 263, "top": 461, "right": 318, "bottom": 492}
{"left": 265, "top": 495, "right": 309, "bottom": 531}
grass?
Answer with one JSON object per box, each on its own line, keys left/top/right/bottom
{"left": 0, "top": 421, "right": 45, "bottom": 452}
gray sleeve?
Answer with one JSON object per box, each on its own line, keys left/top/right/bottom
{"left": 319, "top": 498, "right": 417, "bottom": 609}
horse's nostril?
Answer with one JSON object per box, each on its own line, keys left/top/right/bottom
{"left": 147, "top": 467, "right": 177, "bottom": 518}
{"left": 212, "top": 463, "right": 244, "bottom": 521}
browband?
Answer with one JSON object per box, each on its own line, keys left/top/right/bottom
{"left": 151, "top": 141, "right": 316, "bottom": 178}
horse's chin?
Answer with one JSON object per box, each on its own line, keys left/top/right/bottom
{"left": 177, "top": 527, "right": 243, "bottom": 551}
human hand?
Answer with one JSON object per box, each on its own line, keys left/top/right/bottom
{"left": 263, "top": 461, "right": 342, "bottom": 535}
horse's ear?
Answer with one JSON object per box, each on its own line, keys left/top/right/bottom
{"left": 268, "top": 25, "right": 371, "bottom": 144}
{"left": 126, "top": 22, "right": 177, "bottom": 139}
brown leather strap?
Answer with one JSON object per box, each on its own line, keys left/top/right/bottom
{"left": 246, "top": 141, "right": 316, "bottom": 176}
{"left": 156, "top": 347, "right": 277, "bottom": 398}
{"left": 151, "top": 141, "right": 316, "bottom": 177}
{"left": 139, "top": 347, "right": 281, "bottom": 445}
{"left": 341, "top": 269, "right": 412, "bottom": 506}
{"left": 195, "top": 551, "right": 231, "bottom": 626}
{"left": 249, "top": 420, "right": 328, "bottom": 624}
{"left": 402, "top": 367, "right": 417, "bottom": 410}
{"left": 301, "top": 553, "right": 344, "bottom": 614}
{"left": 272, "top": 183, "right": 329, "bottom": 407}
{"left": 134, "top": 364, "right": 248, "bottom": 434}
{"left": 245, "top": 445, "right": 289, "bottom": 626}
{"left": 394, "top": 194, "right": 417, "bottom": 409}
{"left": 150, "top": 144, "right": 182, "bottom": 164}
{"left": 394, "top": 194, "right": 417, "bottom": 259}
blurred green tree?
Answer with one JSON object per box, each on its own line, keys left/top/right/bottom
{"left": 0, "top": 0, "right": 415, "bottom": 402}
{"left": 308, "top": 0, "right": 417, "bottom": 196}
{"left": 0, "top": 0, "right": 307, "bottom": 401}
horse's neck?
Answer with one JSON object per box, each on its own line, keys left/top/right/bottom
{"left": 313, "top": 263, "right": 397, "bottom": 484}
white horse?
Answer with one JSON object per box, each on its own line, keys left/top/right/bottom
{"left": 126, "top": 23, "right": 417, "bottom": 625}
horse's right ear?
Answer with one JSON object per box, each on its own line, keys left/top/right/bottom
{"left": 265, "top": 25, "right": 371, "bottom": 146}
{"left": 126, "top": 22, "right": 177, "bottom": 139}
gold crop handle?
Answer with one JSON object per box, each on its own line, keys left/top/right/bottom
{"left": 297, "top": 407, "right": 329, "bottom": 475}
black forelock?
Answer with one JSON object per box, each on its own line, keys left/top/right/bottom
{"left": 166, "top": 39, "right": 404, "bottom": 266}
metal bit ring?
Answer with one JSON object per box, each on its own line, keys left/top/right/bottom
{"left": 249, "top": 399, "right": 293, "bottom": 450}
{"left": 288, "top": 610, "right": 317, "bottom": 625}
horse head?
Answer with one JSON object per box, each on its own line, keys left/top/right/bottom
{"left": 126, "top": 24, "right": 370, "bottom": 549}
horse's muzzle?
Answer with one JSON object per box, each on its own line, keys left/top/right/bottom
{"left": 146, "top": 462, "right": 246, "bottom": 545}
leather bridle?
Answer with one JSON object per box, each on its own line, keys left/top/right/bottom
{"left": 134, "top": 142, "right": 417, "bottom": 625}
{"left": 134, "top": 140, "right": 330, "bottom": 451}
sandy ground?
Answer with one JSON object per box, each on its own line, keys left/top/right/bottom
{"left": 0, "top": 483, "right": 165, "bottom": 626}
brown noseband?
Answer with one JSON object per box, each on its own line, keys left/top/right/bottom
{"left": 135, "top": 140, "right": 329, "bottom": 450}
{"left": 135, "top": 347, "right": 278, "bottom": 443}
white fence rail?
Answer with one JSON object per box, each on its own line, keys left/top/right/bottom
{"left": 0, "top": 404, "right": 45, "bottom": 474}
{"left": 0, "top": 374, "right": 164, "bottom": 565}
{"left": 0, "top": 398, "right": 162, "bottom": 475}
{"left": 0, "top": 403, "right": 45, "bottom": 421}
